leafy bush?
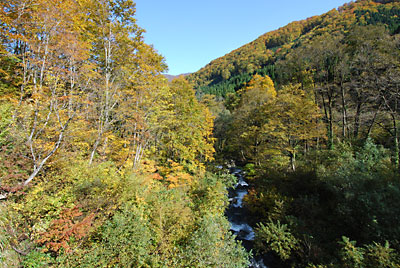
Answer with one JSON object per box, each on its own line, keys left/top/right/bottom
{"left": 0, "top": 203, "right": 20, "bottom": 267}
{"left": 58, "top": 205, "right": 154, "bottom": 268}
{"left": 183, "top": 214, "right": 250, "bottom": 268}
{"left": 56, "top": 172, "right": 250, "bottom": 268}
{"left": 255, "top": 220, "right": 298, "bottom": 260}
{"left": 339, "top": 237, "right": 400, "bottom": 268}
{"left": 0, "top": 102, "right": 12, "bottom": 147}
{"left": 22, "top": 250, "right": 53, "bottom": 268}
{"left": 339, "top": 237, "right": 365, "bottom": 268}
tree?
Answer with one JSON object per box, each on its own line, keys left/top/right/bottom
{"left": 86, "top": 0, "right": 154, "bottom": 165}
{"left": 269, "top": 84, "right": 324, "bottom": 171}
{"left": 183, "top": 214, "right": 250, "bottom": 268}
{"left": 6, "top": 0, "right": 93, "bottom": 186}
{"left": 345, "top": 25, "right": 392, "bottom": 140}
{"left": 227, "top": 75, "right": 277, "bottom": 165}
{"left": 374, "top": 33, "right": 400, "bottom": 172}
{"left": 307, "top": 33, "right": 344, "bottom": 148}
{"left": 157, "top": 77, "right": 215, "bottom": 171}
{"left": 227, "top": 75, "right": 323, "bottom": 170}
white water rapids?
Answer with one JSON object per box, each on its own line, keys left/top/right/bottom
{"left": 226, "top": 168, "right": 268, "bottom": 268}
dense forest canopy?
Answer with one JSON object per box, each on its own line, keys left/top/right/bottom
{"left": 1, "top": 0, "right": 400, "bottom": 267}
{"left": 0, "top": 0, "right": 248, "bottom": 267}
{"left": 192, "top": 0, "right": 400, "bottom": 267}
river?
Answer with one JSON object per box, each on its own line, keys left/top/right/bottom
{"left": 226, "top": 168, "right": 268, "bottom": 268}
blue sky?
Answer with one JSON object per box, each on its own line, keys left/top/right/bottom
{"left": 134, "top": 0, "right": 350, "bottom": 75}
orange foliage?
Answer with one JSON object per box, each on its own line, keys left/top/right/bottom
{"left": 37, "top": 206, "right": 95, "bottom": 253}
{"left": 157, "top": 160, "right": 194, "bottom": 188}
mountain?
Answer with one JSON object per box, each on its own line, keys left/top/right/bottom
{"left": 163, "top": 73, "right": 191, "bottom": 82}
{"left": 188, "top": 0, "right": 400, "bottom": 97}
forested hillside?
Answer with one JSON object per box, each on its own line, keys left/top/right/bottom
{"left": 2, "top": 0, "right": 400, "bottom": 267}
{"left": 0, "top": 1, "right": 249, "bottom": 267}
{"left": 193, "top": 0, "right": 400, "bottom": 267}
{"left": 189, "top": 0, "right": 400, "bottom": 97}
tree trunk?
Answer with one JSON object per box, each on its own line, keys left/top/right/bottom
{"left": 89, "top": 138, "right": 101, "bottom": 165}
{"left": 24, "top": 128, "right": 64, "bottom": 185}
{"left": 320, "top": 90, "right": 331, "bottom": 149}
{"left": 354, "top": 101, "right": 362, "bottom": 139}
{"left": 391, "top": 113, "right": 400, "bottom": 173}
{"left": 23, "top": 116, "right": 73, "bottom": 186}
{"left": 328, "top": 99, "right": 334, "bottom": 149}
{"left": 340, "top": 82, "right": 348, "bottom": 139}
{"left": 290, "top": 152, "right": 296, "bottom": 172}
{"left": 365, "top": 106, "right": 380, "bottom": 140}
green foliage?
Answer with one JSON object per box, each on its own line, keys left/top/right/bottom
{"left": 339, "top": 237, "right": 365, "bottom": 268}
{"left": 187, "top": 1, "right": 400, "bottom": 268}
{"left": 60, "top": 205, "right": 154, "bottom": 268}
{"left": 22, "top": 250, "right": 53, "bottom": 268}
{"left": 355, "top": 4, "right": 400, "bottom": 33}
{"left": 196, "top": 65, "right": 276, "bottom": 98}
{"left": 55, "top": 172, "right": 249, "bottom": 268}
{"left": 255, "top": 220, "right": 298, "bottom": 260}
{"left": 191, "top": 172, "right": 232, "bottom": 216}
{"left": 243, "top": 163, "right": 256, "bottom": 178}
{"left": 246, "top": 139, "right": 400, "bottom": 266}
{"left": 10, "top": 160, "right": 124, "bottom": 237}
{"left": 306, "top": 265, "right": 334, "bottom": 268}
{"left": 364, "top": 241, "right": 398, "bottom": 268}
{"left": 0, "top": 203, "right": 20, "bottom": 267}
{"left": 339, "top": 237, "right": 400, "bottom": 268}
{"left": 0, "top": 102, "right": 12, "bottom": 146}
{"left": 331, "top": 139, "right": 391, "bottom": 180}
{"left": 183, "top": 214, "right": 250, "bottom": 268}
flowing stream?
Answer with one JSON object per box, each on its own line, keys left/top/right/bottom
{"left": 226, "top": 168, "right": 268, "bottom": 268}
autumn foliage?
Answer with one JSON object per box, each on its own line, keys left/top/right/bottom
{"left": 0, "top": 0, "right": 249, "bottom": 267}
{"left": 37, "top": 207, "right": 95, "bottom": 253}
